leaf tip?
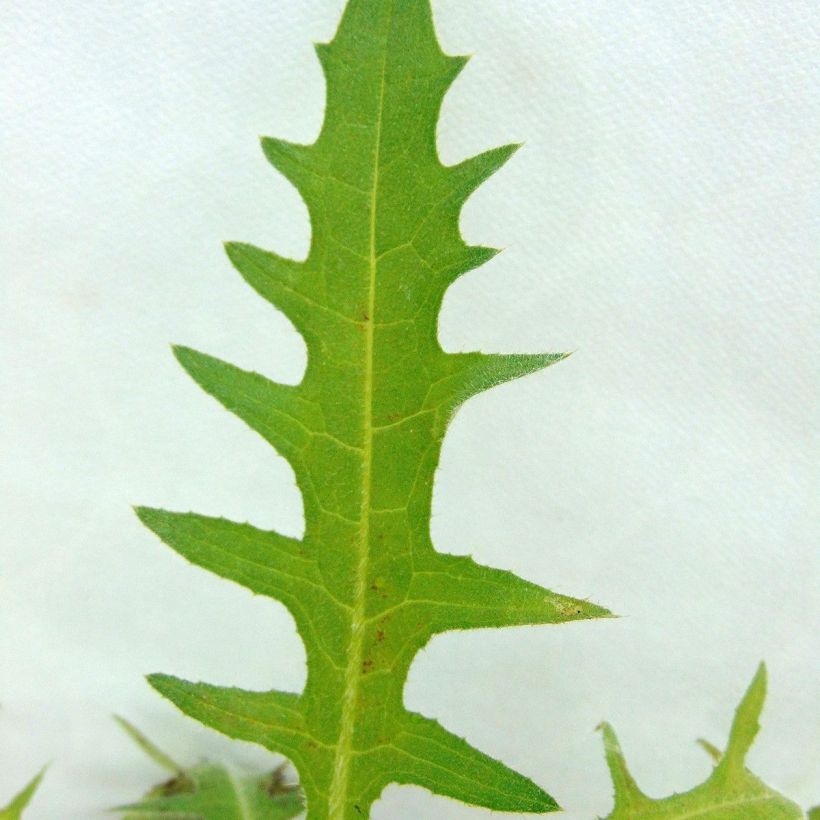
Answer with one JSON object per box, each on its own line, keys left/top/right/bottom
{"left": 115, "top": 714, "right": 184, "bottom": 774}
{"left": 720, "top": 660, "right": 769, "bottom": 772}
{"left": 597, "top": 720, "right": 650, "bottom": 809}
{"left": 132, "top": 504, "right": 154, "bottom": 523}
{"left": 170, "top": 343, "right": 204, "bottom": 374}
{"left": 145, "top": 672, "right": 177, "bottom": 701}
{"left": 2, "top": 765, "right": 47, "bottom": 816}
{"left": 170, "top": 342, "right": 189, "bottom": 357}
{"left": 553, "top": 595, "right": 614, "bottom": 623}
{"left": 134, "top": 505, "right": 174, "bottom": 541}
{"left": 444, "top": 53, "right": 471, "bottom": 82}
{"left": 534, "top": 792, "right": 562, "bottom": 813}
{"left": 597, "top": 720, "right": 624, "bottom": 763}
{"left": 696, "top": 737, "right": 723, "bottom": 763}
{"left": 222, "top": 240, "right": 249, "bottom": 268}
{"left": 313, "top": 40, "right": 331, "bottom": 63}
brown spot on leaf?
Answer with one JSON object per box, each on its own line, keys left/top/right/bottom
{"left": 261, "top": 763, "right": 299, "bottom": 797}
{"left": 152, "top": 773, "right": 195, "bottom": 798}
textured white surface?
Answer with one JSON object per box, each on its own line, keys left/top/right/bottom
{"left": 1, "top": 0, "right": 818, "bottom": 817}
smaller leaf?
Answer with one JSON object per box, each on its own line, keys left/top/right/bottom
{"left": 598, "top": 663, "right": 804, "bottom": 819}
{"left": 114, "top": 716, "right": 184, "bottom": 774}
{"left": 0, "top": 768, "right": 46, "bottom": 820}
{"left": 114, "top": 717, "right": 303, "bottom": 819}
{"left": 695, "top": 737, "right": 723, "bottom": 764}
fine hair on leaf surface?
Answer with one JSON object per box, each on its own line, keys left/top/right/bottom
{"left": 598, "top": 663, "right": 805, "bottom": 819}
{"left": 135, "top": 0, "right": 610, "bottom": 817}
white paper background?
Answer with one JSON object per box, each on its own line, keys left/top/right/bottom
{"left": 1, "top": 0, "right": 818, "bottom": 817}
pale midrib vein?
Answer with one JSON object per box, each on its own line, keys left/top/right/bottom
{"left": 228, "top": 767, "right": 251, "bottom": 820}
{"left": 326, "top": 4, "right": 393, "bottom": 817}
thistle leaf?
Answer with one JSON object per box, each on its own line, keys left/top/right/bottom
{"left": 137, "top": 0, "right": 610, "bottom": 816}
{"left": 0, "top": 768, "right": 45, "bottom": 820}
{"left": 599, "top": 664, "right": 804, "bottom": 819}
{"left": 114, "top": 717, "right": 303, "bottom": 819}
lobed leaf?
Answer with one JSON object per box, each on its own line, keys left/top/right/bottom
{"left": 137, "top": 0, "right": 611, "bottom": 816}
{"left": 599, "top": 664, "right": 805, "bottom": 819}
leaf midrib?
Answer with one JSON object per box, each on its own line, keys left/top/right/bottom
{"left": 326, "top": 3, "right": 394, "bottom": 816}
{"left": 229, "top": 767, "right": 252, "bottom": 820}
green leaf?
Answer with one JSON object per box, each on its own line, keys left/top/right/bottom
{"left": 599, "top": 663, "right": 804, "bottom": 819}
{"left": 114, "top": 715, "right": 186, "bottom": 774}
{"left": 137, "top": 0, "right": 610, "bottom": 816}
{"left": 0, "top": 768, "right": 45, "bottom": 820}
{"left": 114, "top": 717, "right": 303, "bottom": 819}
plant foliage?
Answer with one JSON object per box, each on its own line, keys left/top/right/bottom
{"left": 136, "top": 0, "right": 609, "bottom": 816}
{"left": 0, "top": 768, "right": 44, "bottom": 820}
{"left": 599, "top": 664, "right": 804, "bottom": 819}
{"left": 115, "top": 716, "right": 303, "bottom": 819}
